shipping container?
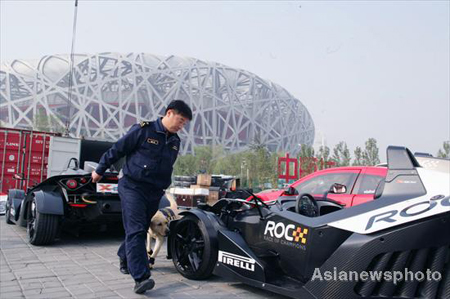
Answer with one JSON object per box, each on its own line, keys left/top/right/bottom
{"left": 0, "top": 128, "right": 60, "bottom": 193}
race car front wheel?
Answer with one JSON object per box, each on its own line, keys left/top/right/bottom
{"left": 170, "top": 215, "right": 217, "bottom": 280}
{"left": 27, "top": 195, "right": 60, "bottom": 245}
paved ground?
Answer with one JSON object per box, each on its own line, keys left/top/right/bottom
{"left": 0, "top": 216, "right": 289, "bottom": 299}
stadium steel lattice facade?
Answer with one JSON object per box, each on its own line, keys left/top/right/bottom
{"left": 0, "top": 53, "right": 314, "bottom": 154}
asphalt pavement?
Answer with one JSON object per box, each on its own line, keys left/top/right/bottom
{"left": 0, "top": 216, "right": 288, "bottom": 299}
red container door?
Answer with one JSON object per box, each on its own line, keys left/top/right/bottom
{"left": 0, "top": 129, "right": 23, "bottom": 193}
{"left": 22, "top": 132, "right": 51, "bottom": 190}
{"left": 0, "top": 128, "right": 58, "bottom": 193}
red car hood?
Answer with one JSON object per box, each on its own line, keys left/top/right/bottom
{"left": 254, "top": 189, "right": 285, "bottom": 202}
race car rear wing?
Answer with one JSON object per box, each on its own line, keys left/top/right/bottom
{"left": 376, "top": 146, "right": 426, "bottom": 201}
{"left": 387, "top": 146, "right": 421, "bottom": 170}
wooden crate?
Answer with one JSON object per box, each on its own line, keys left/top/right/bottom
{"left": 196, "top": 174, "right": 212, "bottom": 186}
{"left": 190, "top": 184, "right": 210, "bottom": 189}
{"left": 207, "top": 191, "right": 219, "bottom": 206}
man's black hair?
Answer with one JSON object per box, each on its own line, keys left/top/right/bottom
{"left": 165, "top": 100, "right": 192, "bottom": 120}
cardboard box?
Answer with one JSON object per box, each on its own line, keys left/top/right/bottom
{"left": 171, "top": 186, "right": 208, "bottom": 197}
{"left": 171, "top": 188, "right": 194, "bottom": 195}
{"left": 190, "top": 184, "right": 210, "bottom": 189}
{"left": 193, "top": 188, "right": 209, "bottom": 196}
{"left": 207, "top": 191, "right": 219, "bottom": 206}
{"left": 197, "top": 174, "right": 212, "bottom": 186}
{"left": 209, "top": 190, "right": 219, "bottom": 201}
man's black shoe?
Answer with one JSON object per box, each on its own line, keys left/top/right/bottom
{"left": 119, "top": 258, "right": 129, "bottom": 275}
{"left": 134, "top": 278, "right": 155, "bottom": 294}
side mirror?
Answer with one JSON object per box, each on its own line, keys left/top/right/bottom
{"left": 284, "top": 186, "right": 298, "bottom": 196}
{"left": 329, "top": 183, "right": 347, "bottom": 194}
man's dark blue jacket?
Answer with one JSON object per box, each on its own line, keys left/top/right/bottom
{"left": 95, "top": 118, "right": 180, "bottom": 190}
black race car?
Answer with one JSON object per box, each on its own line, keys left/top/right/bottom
{"left": 167, "top": 146, "right": 450, "bottom": 299}
{"left": 4, "top": 159, "right": 122, "bottom": 245}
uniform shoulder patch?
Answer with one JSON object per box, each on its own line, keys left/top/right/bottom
{"left": 140, "top": 121, "right": 151, "bottom": 127}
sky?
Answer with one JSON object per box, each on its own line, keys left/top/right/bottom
{"left": 1, "top": 0, "right": 449, "bottom": 161}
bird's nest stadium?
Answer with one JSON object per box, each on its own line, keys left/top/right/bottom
{"left": 0, "top": 52, "right": 314, "bottom": 154}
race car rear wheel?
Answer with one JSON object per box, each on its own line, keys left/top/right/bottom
{"left": 5, "top": 199, "right": 13, "bottom": 224}
{"left": 5, "top": 189, "right": 24, "bottom": 225}
{"left": 27, "top": 195, "right": 60, "bottom": 245}
{"left": 170, "top": 215, "right": 216, "bottom": 280}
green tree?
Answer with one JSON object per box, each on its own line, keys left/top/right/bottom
{"left": 213, "top": 150, "right": 244, "bottom": 176}
{"left": 332, "top": 141, "right": 351, "bottom": 166}
{"left": 174, "top": 145, "right": 224, "bottom": 176}
{"left": 298, "top": 144, "right": 315, "bottom": 158}
{"left": 437, "top": 141, "right": 450, "bottom": 158}
{"left": 34, "top": 108, "right": 50, "bottom": 131}
{"left": 362, "top": 138, "right": 380, "bottom": 166}
{"left": 316, "top": 145, "right": 330, "bottom": 170}
{"left": 244, "top": 136, "right": 279, "bottom": 189}
{"left": 254, "top": 146, "right": 276, "bottom": 189}
{"left": 352, "top": 146, "right": 363, "bottom": 166}
{"left": 194, "top": 146, "right": 215, "bottom": 174}
{"left": 173, "top": 154, "right": 197, "bottom": 175}
{"left": 268, "top": 152, "right": 279, "bottom": 188}
{"left": 297, "top": 144, "right": 316, "bottom": 177}
{"left": 33, "top": 108, "right": 65, "bottom": 133}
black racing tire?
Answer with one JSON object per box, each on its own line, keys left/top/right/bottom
{"left": 170, "top": 215, "right": 217, "bottom": 280}
{"left": 5, "top": 189, "right": 24, "bottom": 225}
{"left": 27, "top": 194, "right": 60, "bottom": 245}
{"left": 174, "top": 175, "right": 197, "bottom": 183}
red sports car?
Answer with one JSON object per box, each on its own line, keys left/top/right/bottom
{"left": 256, "top": 166, "right": 388, "bottom": 208}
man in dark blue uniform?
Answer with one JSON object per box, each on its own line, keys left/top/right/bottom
{"left": 91, "top": 100, "right": 192, "bottom": 294}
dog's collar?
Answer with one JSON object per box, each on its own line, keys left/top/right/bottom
{"left": 159, "top": 208, "right": 176, "bottom": 221}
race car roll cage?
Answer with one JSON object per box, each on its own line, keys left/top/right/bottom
{"left": 208, "top": 187, "right": 343, "bottom": 221}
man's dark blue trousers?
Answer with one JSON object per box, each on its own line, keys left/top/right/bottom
{"left": 117, "top": 176, "right": 163, "bottom": 281}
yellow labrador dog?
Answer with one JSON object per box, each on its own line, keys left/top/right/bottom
{"left": 146, "top": 192, "right": 179, "bottom": 268}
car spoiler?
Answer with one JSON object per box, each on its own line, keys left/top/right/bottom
{"left": 374, "top": 146, "right": 425, "bottom": 199}
{"left": 387, "top": 146, "right": 421, "bottom": 170}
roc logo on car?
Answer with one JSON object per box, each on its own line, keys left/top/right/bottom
{"left": 264, "top": 221, "right": 308, "bottom": 247}
{"left": 365, "top": 195, "right": 450, "bottom": 231}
